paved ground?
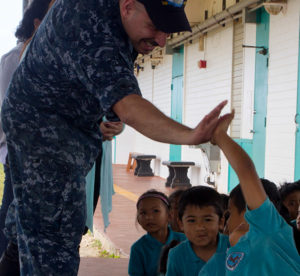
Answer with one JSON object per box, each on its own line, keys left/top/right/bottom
{"left": 79, "top": 257, "right": 129, "bottom": 276}
{"left": 78, "top": 164, "right": 172, "bottom": 275}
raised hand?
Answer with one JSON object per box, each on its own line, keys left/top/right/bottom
{"left": 189, "top": 100, "right": 229, "bottom": 145}
{"left": 211, "top": 109, "right": 235, "bottom": 145}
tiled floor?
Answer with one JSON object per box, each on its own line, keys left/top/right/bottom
{"left": 79, "top": 164, "right": 172, "bottom": 275}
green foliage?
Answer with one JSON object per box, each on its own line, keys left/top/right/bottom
{"left": 87, "top": 231, "right": 120, "bottom": 258}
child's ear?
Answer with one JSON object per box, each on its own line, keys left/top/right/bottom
{"left": 219, "top": 216, "right": 225, "bottom": 232}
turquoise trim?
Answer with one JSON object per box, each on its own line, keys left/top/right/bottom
{"left": 113, "top": 136, "right": 116, "bottom": 164}
{"left": 252, "top": 8, "right": 269, "bottom": 178}
{"left": 295, "top": 18, "right": 300, "bottom": 180}
{"left": 228, "top": 139, "right": 253, "bottom": 192}
{"left": 170, "top": 46, "right": 184, "bottom": 161}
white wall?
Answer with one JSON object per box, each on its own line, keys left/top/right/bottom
{"left": 265, "top": 0, "right": 300, "bottom": 184}
{"left": 116, "top": 54, "right": 173, "bottom": 178}
{"left": 241, "top": 23, "right": 256, "bottom": 139}
{"left": 183, "top": 23, "right": 234, "bottom": 192}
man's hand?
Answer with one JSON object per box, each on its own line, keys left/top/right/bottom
{"left": 100, "top": 121, "right": 123, "bottom": 141}
{"left": 189, "top": 100, "right": 229, "bottom": 145}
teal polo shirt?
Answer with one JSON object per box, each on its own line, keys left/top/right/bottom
{"left": 166, "top": 234, "right": 229, "bottom": 276}
{"left": 128, "top": 227, "right": 186, "bottom": 276}
{"left": 225, "top": 198, "right": 300, "bottom": 275}
{"left": 198, "top": 234, "right": 230, "bottom": 276}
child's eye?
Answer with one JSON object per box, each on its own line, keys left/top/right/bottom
{"left": 153, "top": 209, "right": 160, "bottom": 213}
{"left": 187, "top": 219, "right": 195, "bottom": 223}
{"left": 288, "top": 202, "right": 296, "bottom": 207}
{"left": 204, "top": 218, "right": 212, "bottom": 222}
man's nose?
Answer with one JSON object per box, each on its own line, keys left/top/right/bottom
{"left": 155, "top": 31, "right": 168, "bottom": 47}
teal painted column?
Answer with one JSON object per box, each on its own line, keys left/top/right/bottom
{"left": 170, "top": 46, "right": 184, "bottom": 161}
{"left": 295, "top": 19, "right": 300, "bottom": 180}
{"left": 252, "top": 9, "right": 270, "bottom": 178}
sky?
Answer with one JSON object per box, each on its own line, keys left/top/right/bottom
{"left": 0, "top": 0, "right": 22, "bottom": 58}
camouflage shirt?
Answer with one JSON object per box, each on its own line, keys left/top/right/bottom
{"left": 2, "top": 0, "right": 141, "bottom": 174}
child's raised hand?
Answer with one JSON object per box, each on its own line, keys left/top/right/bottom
{"left": 211, "top": 110, "right": 235, "bottom": 145}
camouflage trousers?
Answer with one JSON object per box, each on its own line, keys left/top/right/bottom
{"left": 4, "top": 145, "right": 87, "bottom": 275}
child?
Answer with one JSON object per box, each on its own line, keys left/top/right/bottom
{"left": 226, "top": 178, "right": 280, "bottom": 246}
{"left": 279, "top": 180, "right": 300, "bottom": 221}
{"left": 128, "top": 189, "right": 186, "bottom": 276}
{"left": 168, "top": 189, "right": 185, "bottom": 232}
{"left": 211, "top": 110, "right": 300, "bottom": 274}
{"left": 166, "top": 186, "right": 229, "bottom": 276}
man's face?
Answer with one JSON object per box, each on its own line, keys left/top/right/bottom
{"left": 283, "top": 191, "right": 300, "bottom": 220}
{"left": 120, "top": 0, "right": 169, "bottom": 54}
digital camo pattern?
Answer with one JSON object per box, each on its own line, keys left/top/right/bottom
{"left": 1, "top": 0, "right": 141, "bottom": 274}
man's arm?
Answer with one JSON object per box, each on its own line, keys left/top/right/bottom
{"left": 211, "top": 111, "right": 267, "bottom": 210}
{"left": 113, "top": 94, "right": 227, "bottom": 145}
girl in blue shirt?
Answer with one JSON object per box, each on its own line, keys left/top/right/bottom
{"left": 128, "top": 189, "right": 186, "bottom": 276}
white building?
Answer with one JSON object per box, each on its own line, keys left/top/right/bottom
{"left": 114, "top": 0, "right": 300, "bottom": 193}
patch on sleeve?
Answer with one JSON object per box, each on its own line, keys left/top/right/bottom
{"left": 226, "top": 252, "right": 244, "bottom": 271}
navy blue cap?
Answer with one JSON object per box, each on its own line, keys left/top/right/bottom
{"left": 137, "top": 0, "right": 192, "bottom": 33}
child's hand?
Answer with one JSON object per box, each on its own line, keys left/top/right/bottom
{"left": 211, "top": 110, "right": 235, "bottom": 145}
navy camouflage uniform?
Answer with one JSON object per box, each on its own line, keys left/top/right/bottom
{"left": 1, "top": 0, "right": 141, "bottom": 274}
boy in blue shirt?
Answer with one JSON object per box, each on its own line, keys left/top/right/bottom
{"left": 211, "top": 110, "right": 300, "bottom": 275}
{"left": 166, "top": 186, "right": 229, "bottom": 276}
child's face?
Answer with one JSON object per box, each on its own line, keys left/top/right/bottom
{"left": 137, "top": 197, "right": 169, "bottom": 234}
{"left": 296, "top": 205, "right": 300, "bottom": 231}
{"left": 283, "top": 191, "right": 300, "bottom": 220}
{"left": 226, "top": 198, "right": 246, "bottom": 235}
{"left": 179, "top": 205, "right": 222, "bottom": 249}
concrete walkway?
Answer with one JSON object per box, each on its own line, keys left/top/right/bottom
{"left": 78, "top": 164, "right": 172, "bottom": 275}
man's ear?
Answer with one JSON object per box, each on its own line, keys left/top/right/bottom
{"left": 119, "top": 0, "right": 135, "bottom": 19}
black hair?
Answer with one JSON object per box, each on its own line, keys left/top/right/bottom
{"left": 136, "top": 189, "right": 170, "bottom": 210}
{"left": 15, "top": 0, "right": 52, "bottom": 42}
{"left": 168, "top": 189, "right": 185, "bottom": 207}
{"left": 279, "top": 180, "right": 300, "bottom": 201}
{"left": 219, "top": 193, "right": 229, "bottom": 213}
{"left": 178, "top": 186, "right": 223, "bottom": 220}
{"left": 158, "top": 240, "right": 181, "bottom": 274}
{"left": 229, "top": 178, "right": 280, "bottom": 213}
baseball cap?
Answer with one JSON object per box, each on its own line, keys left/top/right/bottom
{"left": 137, "top": 0, "right": 192, "bottom": 33}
